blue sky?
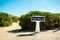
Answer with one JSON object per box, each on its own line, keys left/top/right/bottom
{"left": 0, "top": 0, "right": 60, "bottom": 16}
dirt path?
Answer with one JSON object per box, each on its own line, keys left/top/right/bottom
{"left": 0, "top": 23, "right": 60, "bottom": 40}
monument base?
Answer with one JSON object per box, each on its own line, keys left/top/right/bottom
{"left": 35, "top": 21, "right": 40, "bottom": 33}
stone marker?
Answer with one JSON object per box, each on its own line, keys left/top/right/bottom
{"left": 31, "top": 16, "right": 45, "bottom": 32}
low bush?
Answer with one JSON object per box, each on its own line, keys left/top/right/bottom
{"left": 0, "top": 12, "right": 19, "bottom": 27}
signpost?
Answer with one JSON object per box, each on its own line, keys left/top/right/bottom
{"left": 31, "top": 16, "right": 45, "bottom": 32}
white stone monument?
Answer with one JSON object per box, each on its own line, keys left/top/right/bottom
{"left": 31, "top": 16, "right": 45, "bottom": 32}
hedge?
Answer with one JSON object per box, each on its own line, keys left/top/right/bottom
{"left": 19, "top": 11, "right": 60, "bottom": 30}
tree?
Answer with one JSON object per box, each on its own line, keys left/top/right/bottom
{"left": 19, "top": 11, "right": 60, "bottom": 30}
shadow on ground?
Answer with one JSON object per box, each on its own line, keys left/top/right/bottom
{"left": 17, "top": 32, "right": 38, "bottom": 37}
{"left": 7, "top": 29, "right": 39, "bottom": 36}
{"left": 53, "top": 29, "right": 59, "bottom": 33}
{"left": 7, "top": 29, "right": 48, "bottom": 33}
{"left": 7, "top": 29, "right": 34, "bottom": 33}
{"left": 7, "top": 29, "right": 48, "bottom": 36}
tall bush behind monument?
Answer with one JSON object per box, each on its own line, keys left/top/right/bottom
{"left": 19, "top": 11, "right": 60, "bottom": 30}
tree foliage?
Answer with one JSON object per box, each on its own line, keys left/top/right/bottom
{"left": 0, "top": 12, "right": 19, "bottom": 27}
{"left": 19, "top": 11, "right": 60, "bottom": 30}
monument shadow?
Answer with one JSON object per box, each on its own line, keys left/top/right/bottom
{"left": 7, "top": 29, "right": 39, "bottom": 36}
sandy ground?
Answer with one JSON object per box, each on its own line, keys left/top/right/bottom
{"left": 0, "top": 23, "right": 60, "bottom": 40}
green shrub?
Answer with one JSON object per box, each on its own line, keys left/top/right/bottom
{"left": 12, "top": 16, "right": 19, "bottom": 23}
{"left": 0, "top": 12, "right": 19, "bottom": 27}
{"left": 19, "top": 11, "right": 60, "bottom": 30}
